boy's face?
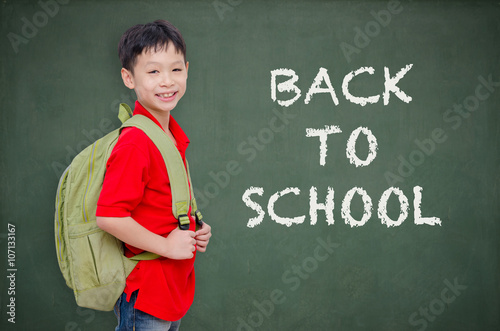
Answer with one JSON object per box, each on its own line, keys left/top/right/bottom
{"left": 121, "top": 42, "right": 188, "bottom": 118}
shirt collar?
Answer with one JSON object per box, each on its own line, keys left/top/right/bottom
{"left": 132, "top": 101, "right": 190, "bottom": 152}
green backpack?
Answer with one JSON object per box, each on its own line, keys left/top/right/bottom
{"left": 54, "top": 103, "right": 203, "bottom": 311}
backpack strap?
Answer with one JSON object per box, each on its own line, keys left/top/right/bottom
{"left": 186, "top": 160, "right": 203, "bottom": 227}
{"left": 118, "top": 103, "right": 133, "bottom": 124}
{"left": 128, "top": 251, "right": 160, "bottom": 261}
{"left": 117, "top": 104, "right": 204, "bottom": 262}
{"left": 118, "top": 104, "right": 202, "bottom": 227}
{"left": 120, "top": 109, "right": 195, "bottom": 230}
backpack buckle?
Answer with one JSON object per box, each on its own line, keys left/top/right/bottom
{"left": 178, "top": 214, "right": 190, "bottom": 230}
{"left": 194, "top": 210, "right": 203, "bottom": 226}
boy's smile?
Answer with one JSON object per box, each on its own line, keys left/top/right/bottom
{"left": 121, "top": 42, "right": 189, "bottom": 124}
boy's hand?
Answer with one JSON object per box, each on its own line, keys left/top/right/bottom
{"left": 195, "top": 222, "right": 212, "bottom": 253}
{"left": 163, "top": 227, "right": 196, "bottom": 260}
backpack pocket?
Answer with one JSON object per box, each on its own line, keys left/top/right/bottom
{"left": 68, "top": 221, "right": 127, "bottom": 291}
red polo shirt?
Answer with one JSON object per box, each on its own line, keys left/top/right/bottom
{"left": 96, "top": 101, "right": 196, "bottom": 321}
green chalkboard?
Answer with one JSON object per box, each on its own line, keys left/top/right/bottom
{"left": 1, "top": 0, "right": 499, "bottom": 330}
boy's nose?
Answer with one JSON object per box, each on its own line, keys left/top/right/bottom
{"left": 160, "top": 73, "right": 174, "bottom": 87}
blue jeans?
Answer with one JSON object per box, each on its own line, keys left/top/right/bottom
{"left": 114, "top": 291, "right": 181, "bottom": 331}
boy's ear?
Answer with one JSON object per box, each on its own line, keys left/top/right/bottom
{"left": 185, "top": 61, "right": 189, "bottom": 77}
{"left": 121, "top": 68, "right": 135, "bottom": 89}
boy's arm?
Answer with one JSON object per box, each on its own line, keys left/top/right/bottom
{"left": 96, "top": 216, "right": 196, "bottom": 260}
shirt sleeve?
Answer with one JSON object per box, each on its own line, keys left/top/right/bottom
{"left": 96, "top": 129, "right": 151, "bottom": 217}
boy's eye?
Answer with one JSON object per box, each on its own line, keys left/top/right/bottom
{"left": 173, "top": 68, "right": 182, "bottom": 72}
{"left": 149, "top": 70, "right": 159, "bottom": 74}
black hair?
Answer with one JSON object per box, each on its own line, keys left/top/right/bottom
{"left": 118, "top": 20, "right": 186, "bottom": 73}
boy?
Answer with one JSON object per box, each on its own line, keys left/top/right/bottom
{"left": 96, "top": 20, "right": 212, "bottom": 331}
